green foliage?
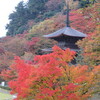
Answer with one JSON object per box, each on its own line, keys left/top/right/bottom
{"left": 0, "top": 93, "right": 13, "bottom": 100}
{"left": 0, "top": 86, "right": 11, "bottom": 90}
{"left": 79, "top": 0, "right": 97, "bottom": 8}
{"left": 6, "top": 1, "right": 31, "bottom": 36}
{"left": 27, "top": 0, "right": 48, "bottom": 16}
{"left": 15, "top": 25, "right": 28, "bottom": 35}
{"left": 6, "top": 0, "right": 65, "bottom": 36}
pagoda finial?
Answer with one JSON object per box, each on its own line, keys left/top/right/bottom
{"left": 65, "top": 0, "right": 70, "bottom": 27}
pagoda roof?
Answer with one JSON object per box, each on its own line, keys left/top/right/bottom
{"left": 43, "top": 27, "right": 87, "bottom": 38}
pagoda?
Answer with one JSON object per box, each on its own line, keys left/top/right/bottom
{"left": 42, "top": 0, "right": 87, "bottom": 52}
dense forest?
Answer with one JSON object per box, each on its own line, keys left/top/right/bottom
{"left": 0, "top": 0, "right": 100, "bottom": 100}
{"left": 6, "top": 0, "right": 98, "bottom": 36}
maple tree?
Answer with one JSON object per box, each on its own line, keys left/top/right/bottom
{"left": 25, "top": 37, "right": 40, "bottom": 53}
{"left": 75, "top": 3, "right": 100, "bottom": 66}
{"left": 0, "top": 35, "right": 28, "bottom": 74}
{"left": 77, "top": 25, "right": 100, "bottom": 66}
{"left": 70, "top": 3, "right": 99, "bottom": 34}
{"left": 0, "top": 3, "right": 99, "bottom": 72}
{"left": 0, "top": 3, "right": 99, "bottom": 100}
{"left": 1, "top": 46, "right": 100, "bottom": 100}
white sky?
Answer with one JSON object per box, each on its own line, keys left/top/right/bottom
{"left": 0, "top": 0, "right": 28, "bottom": 37}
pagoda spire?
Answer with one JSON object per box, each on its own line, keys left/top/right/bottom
{"left": 65, "top": 0, "right": 70, "bottom": 27}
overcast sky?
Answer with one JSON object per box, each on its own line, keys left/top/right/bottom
{"left": 0, "top": 0, "right": 28, "bottom": 37}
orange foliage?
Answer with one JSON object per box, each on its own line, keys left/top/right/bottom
{"left": 1, "top": 46, "right": 100, "bottom": 100}
{"left": 77, "top": 5, "right": 100, "bottom": 66}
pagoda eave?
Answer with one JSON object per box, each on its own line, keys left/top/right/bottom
{"left": 43, "top": 27, "right": 87, "bottom": 38}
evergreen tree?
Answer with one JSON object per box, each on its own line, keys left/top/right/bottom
{"left": 6, "top": 1, "right": 29, "bottom": 36}
{"left": 79, "top": 0, "right": 97, "bottom": 8}
{"left": 6, "top": 0, "right": 64, "bottom": 36}
{"left": 28, "top": 0, "right": 48, "bottom": 15}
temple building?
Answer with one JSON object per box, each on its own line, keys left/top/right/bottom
{"left": 42, "top": 0, "right": 87, "bottom": 52}
{"left": 43, "top": 27, "right": 87, "bottom": 52}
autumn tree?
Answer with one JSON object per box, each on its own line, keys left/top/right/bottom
{"left": 77, "top": 25, "right": 100, "bottom": 66}
{"left": 1, "top": 46, "right": 100, "bottom": 100}
{"left": 0, "top": 35, "right": 28, "bottom": 73}
{"left": 74, "top": 3, "right": 100, "bottom": 66}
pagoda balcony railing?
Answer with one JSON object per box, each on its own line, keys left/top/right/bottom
{"left": 57, "top": 42, "right": 79, "bottom": 49}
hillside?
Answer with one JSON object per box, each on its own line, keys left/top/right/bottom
{"left": 0, "top": 3, "right": 100, "bottom": 72}
{"left": 0, "top": 1, "right": 100, "bottom": 100}
{"left": 6, "top": 0, "right": 98, "bottom": 36}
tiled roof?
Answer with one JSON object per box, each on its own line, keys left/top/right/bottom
{"left": 43, "top": 27, "right": 87, "bottom": 38}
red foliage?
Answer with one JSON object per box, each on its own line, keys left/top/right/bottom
{"left": 1, "top": 46, "right": 100, "bottom": 100}
{"left": 0, "top": 47, "right": 5, "bottom": 54}
{"left": 25, "top": 37, "right": 40, "bottom": 53}
{"left": 70, "top": 3, "right": 99, "bottom": 34}
{"left": 0, "top": 3, "right": 99, "bottom": 100}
